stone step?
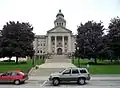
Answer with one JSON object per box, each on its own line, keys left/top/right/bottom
{"left": 46, "top": 55, "right": 71, "bottom": 63}
{"left": 45, "top": 58, "right": 71, "bottom": 63}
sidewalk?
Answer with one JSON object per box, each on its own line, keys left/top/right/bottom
{"left": 39, "top": 63, "right": 76, "bottom": 68}
{"left": 29, "top": 75, "right": 120, "bottom": 81}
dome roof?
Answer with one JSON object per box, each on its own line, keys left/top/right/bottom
{"left": 56, "top": 9, "right": 64, "bottom": 17}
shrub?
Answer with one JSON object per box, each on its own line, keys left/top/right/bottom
{"left": 19, "top": 61, "right": 27, "bottom": 64}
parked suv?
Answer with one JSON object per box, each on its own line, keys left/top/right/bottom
{"left": 49, "top": 67, "right": 90, "bottom": 86}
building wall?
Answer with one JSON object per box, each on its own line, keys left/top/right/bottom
{"left": 33, "top": 34, "right": 76, "bottom": 56}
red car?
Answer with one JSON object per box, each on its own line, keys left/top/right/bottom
{"left": 0, "top": 71, "right": 28, "bottom": 85}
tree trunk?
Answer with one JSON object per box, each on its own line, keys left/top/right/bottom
{"left": 16, "top": 57, "right": 18, "bottom": 64}
{"left": 32, "top": 56, "right": 35, "bottom": 66}
{"left": 110, "top": 58, "right": 113, "bottom": 63}
{"left": 78, "top": 58, "right": 80, "bottom": 67}
{"left": 94, "top": 58, "right": 97, "bottom": 64}
{"left": 9, "top": 57, "right": 11, "bottom": 63}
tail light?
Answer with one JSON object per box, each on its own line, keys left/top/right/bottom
{"left": 88, "top": 74, "right": 90, "bottom": 77}
{"left": 88, "top": 74, "right": 90, "bottom": 80}
{"left": 23, "top": 76, "right": 25, "bottom": 79}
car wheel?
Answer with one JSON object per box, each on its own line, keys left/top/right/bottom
{"left": 52, "top": 78, "right": 60, "bottom": 86}
{"left": 77, "top": 78, "right": 85, "bottom": 85}
{"left": 14, "top": 80, "right": 20, "bottom": 85}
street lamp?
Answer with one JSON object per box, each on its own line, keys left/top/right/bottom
{"left": 76, "top": 47, "right": 80, "bottom": 68}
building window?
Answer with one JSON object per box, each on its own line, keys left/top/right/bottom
{"left": 37, "top": 50, "right": 39, "bottom": 53}
{"left": 53, "top": 42, "right": 55, "bottom": 45}
{"left": 57, "top": 23, "right": 58, "bottom": 26}
{"left": 62, "top": 23, "right": 63, "bottom": 26}
{"left": 44, "top": 43, "right": 45, "bottom": 46}
{"left": 41, "top": 44, "right": 42, "bottom": 46}
{"left": 65, "top": 49, "right": 67, "bottom": 52}
{"left": 37, "top": 43, "right": 39, "bottom": 46}
{"left": 59, "top": 23, "right": 61, "bottom": 26}
{"left": 65, "top": 42, "right": 67, "bottom": 45}
{"left": 40, "top": 50, "right": 42, "bottom": 53}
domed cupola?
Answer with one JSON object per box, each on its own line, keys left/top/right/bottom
{"left": 56, "top": 9, "right": 64, "bottom": 18}
{"left": 54, "top": 9, "right": 66, "bottom": 27}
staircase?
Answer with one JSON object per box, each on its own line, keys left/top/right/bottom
{"left": 46, "top": 55, "right": 71, "bottom": 63}
{"left": 29, "top": 55, "right": 75, "bottom": 76}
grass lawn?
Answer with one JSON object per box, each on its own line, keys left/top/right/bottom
{"left": 0, "top": 58, "right": 44, "bottom": 73}
{"left": 72, "top": 58, "right": 120, "bottom": 74}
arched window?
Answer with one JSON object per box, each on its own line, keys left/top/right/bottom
{"left": 37, "top": 50, "right": 39, "bottom": 53}
{"left": 62, "top": 23, "right": 63, "bottom": 26}
{"left": 59, "top": 23, "right": 61, "bottom": 26}
{"left": 40, "top": 50, "right": 42, "bottom": 53}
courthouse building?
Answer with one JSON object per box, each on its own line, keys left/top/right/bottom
{"left": 33, "top": 10, "right": 76, "bottom": 56}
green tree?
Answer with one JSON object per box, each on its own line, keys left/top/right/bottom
{"left": 76, "top": 21, "right": 105, "bottom": 63}
{"left": 0, "top": 21, "right": 34, "bottom": 64}
{"left": 107, "top": 17, "right": 120, "bottom": 62}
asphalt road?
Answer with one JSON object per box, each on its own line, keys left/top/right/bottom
{"left": 0, "top": 77, "right": 120, "bottom": 88}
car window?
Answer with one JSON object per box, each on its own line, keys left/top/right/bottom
{"left": 80, "top": 69, "right": 87, "bottom": 73}
{"left": 63, "top": 69, "right": 71, "bottom": 74}
{"left": 1, "top": 72, "right": 10, "bottom": 76}
{"left": 11, "top": 72, "right": 18, "bottom": 76}
{"left": 72, "top": 69, "right": 79, "bottom": 74}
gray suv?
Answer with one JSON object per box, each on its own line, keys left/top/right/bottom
{"left": 49, "top": 67, "right": 90, "bottom": 86}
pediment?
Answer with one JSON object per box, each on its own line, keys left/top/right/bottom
{"left": 47, "top": 26, "right": 71, "bottom": 33}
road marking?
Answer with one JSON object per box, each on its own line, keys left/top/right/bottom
{"left": 40, "top": 80, "right": 48, "bottom": 87}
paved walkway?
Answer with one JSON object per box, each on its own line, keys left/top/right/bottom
{"left": 29, "top": 55, "right": 76, "bottom": 76}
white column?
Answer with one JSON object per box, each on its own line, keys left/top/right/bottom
{"left": 68, "top": 35, "right": 71, "bottom": 53}
{"left": 55, "top": 36, "right": 57, "bottom": 54}
{"left": 62, "top": 36, "right": 65, "bottom": 54}
{"left": 48, "top": 36, "right": 51, "bottom": 53}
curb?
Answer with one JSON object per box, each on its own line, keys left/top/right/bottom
{"left": 28, "top": 67, "right": 35, "bottom": 76}
{"left": 28, "top": 76, "right": 120, "bottom": 81}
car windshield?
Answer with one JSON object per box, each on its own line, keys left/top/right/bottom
{"left": 59, "top": 68, "right": 66, "bottom": 73}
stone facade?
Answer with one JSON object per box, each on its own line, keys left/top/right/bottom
{"left": 33, "top": 10, "right": 76, "bottom": 56}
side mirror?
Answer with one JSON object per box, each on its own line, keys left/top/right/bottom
{"left": 62, "top": 73, "right": 65, "bottom": 75}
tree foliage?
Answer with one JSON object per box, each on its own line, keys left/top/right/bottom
{"left": 0, "top": 21, "right": 35, "bottom": 63}
{"left": 76, "top": 21, "right": 105, "bottom": 63}
{"left": 107, "top": 17, "right": 120, "bottom": 60}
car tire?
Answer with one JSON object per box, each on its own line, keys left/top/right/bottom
{"left": 52, "top": 78, "right": 60, "bottom": 86}
{"left": 14, "top": 80, "right": 20, "bottom": 85}
{"left": 77, "top": 78, "right": 85, "bottom": 85}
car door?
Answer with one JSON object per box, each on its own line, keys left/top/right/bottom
{"left": 0, "top": 72, "right": 11, "bottom": 83}
{"left": 60, "top": 68, "right": 71, "bottom": 81}
{"left": 9, "top": 72, "right": 21, "bottom": 82}
{"left": 70, "top": 68, "right": 80, "bottom": 81}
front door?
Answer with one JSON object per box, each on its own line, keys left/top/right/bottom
{"left": 60, "top": 68, "right": 71, "bottom": 81}
{"left": 57, "top": 48, "right": 62, "bottom": 55}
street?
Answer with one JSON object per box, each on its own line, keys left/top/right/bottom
{"left": 0, "top": 76, "right": 120, "bottom": 88}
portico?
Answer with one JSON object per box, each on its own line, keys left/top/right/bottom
{"left": 47, "top": 35, "right": 70, "bottom": 55}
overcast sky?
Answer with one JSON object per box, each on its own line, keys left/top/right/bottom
{"left": 0, "top": 0, "right": 120, "bottom": 35}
